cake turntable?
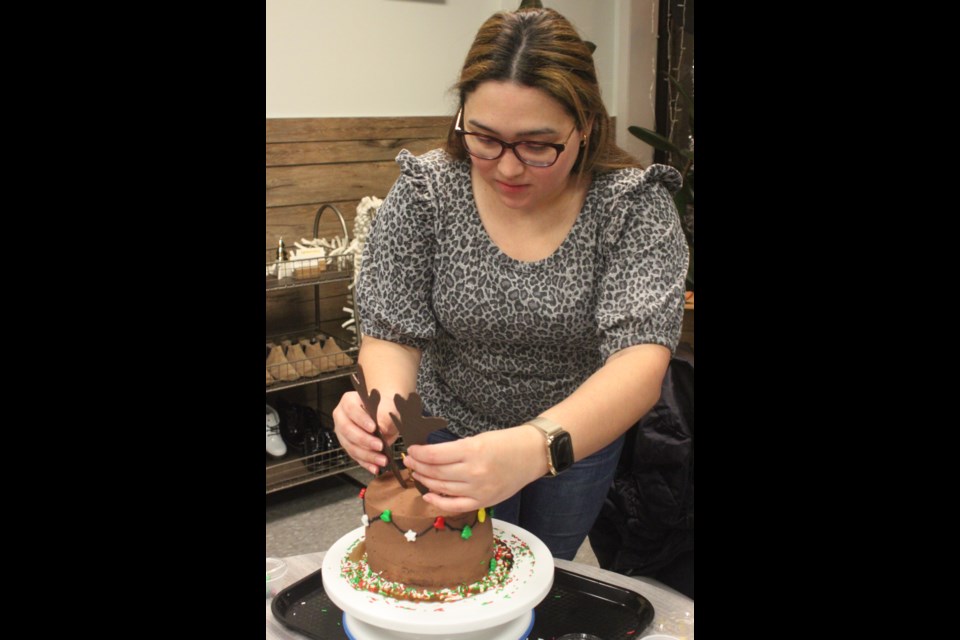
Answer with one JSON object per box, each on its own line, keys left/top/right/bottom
{"left": 320, "top": 520, "right": 554, "bottom": 640}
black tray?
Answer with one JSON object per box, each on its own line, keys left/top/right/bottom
{"left": 271, "top": 566, "right": 654, "bottom": 639}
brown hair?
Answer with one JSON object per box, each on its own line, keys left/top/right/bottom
{"left": 445, "top": 8, "right": 640, "bottom": 175}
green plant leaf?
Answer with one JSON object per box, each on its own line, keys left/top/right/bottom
{"left": 628, "top": 126, "right": 691, "bottom": 160}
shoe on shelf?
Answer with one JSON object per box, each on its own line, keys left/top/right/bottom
{"left": 266, "top": 343, "right": 300, "bottom": 382}
{"left": 319, "top": 336, "right": 353, "bottom": 371}
{"left": 287, "top": 341, "right": 320, "bottom": 377}
{"left": 300, "top": 337, "right": 323, "bottom": 372}
{"left": 266, "top": 404, "right": 287, "bottom": 458}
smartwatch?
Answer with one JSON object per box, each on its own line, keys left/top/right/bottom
{"left": 526, "top": 416, "right": 574, "bottom": 476}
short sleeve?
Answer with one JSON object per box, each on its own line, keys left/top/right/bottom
{"left": 355, "top": 150, "right": 440, "bottom": 350}
{"left": 596, "top": 164, "right": 689, "bottom": 359}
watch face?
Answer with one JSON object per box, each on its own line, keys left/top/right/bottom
{"left": 551, "top": 432, "right": 575, "bottom": 473}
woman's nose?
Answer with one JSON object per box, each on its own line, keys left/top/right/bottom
{"left": 497, "top": 149, "right": 526, "bottom": 177}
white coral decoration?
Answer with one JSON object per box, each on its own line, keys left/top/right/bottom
{"left": 339, "top": 196, "right": 383, "bottom": 334}
{"left": 299, "top": 235, "right": 351, "bottom": 271}
{"left": 341, "top": 304, "right": 356, "bottom": 334}
{"left": 351, "top": 196, "right": 382, "bottom": 286}
{"left": 404, "top": 529, "right": 417, "bottom": 542}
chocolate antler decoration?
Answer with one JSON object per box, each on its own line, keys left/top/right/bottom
{"left": 352, "top": 364, "right": 406, "bottom": 487}
{"left": 390, "top": 392, "right": 448, "bottom": 495}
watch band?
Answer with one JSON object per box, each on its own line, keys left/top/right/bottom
{"left": 526, "top": 416, "right": 566, "bottom": 476}
{"left": 527, "top": 416, "right": 564, "bottom": 437}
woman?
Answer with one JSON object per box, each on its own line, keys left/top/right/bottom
{"left": 333, "top": 7, "right": 688, "bottom": 561}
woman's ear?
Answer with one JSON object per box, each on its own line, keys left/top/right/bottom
{"left": 582, "top": 117, "right": 596, "bottom": 146}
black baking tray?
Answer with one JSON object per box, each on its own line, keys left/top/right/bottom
{"left": 271, "top": 566, "right": 654, "bottom": 639}
{"left": 530, "top": 569, "right": 654, "bottom": 639}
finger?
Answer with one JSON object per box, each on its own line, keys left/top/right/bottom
{"left": 406, "top": 440, "right": 467, "bottom": 465}
{"left": 350, "top": 405, "right": 378, "bottom": 434}
{"left": 334, "top": 420, "right": 388, "bottom": 469}
{"left": 354, "top": 450, "right": 387, "bottom": 475}
{"left": 404, "top": 452, "right": 474, "bottom": 485}
{"left": 357, "top": 443, "right": 389, "bottom": 470}
{"left": 410, "top": 470, "right": 469, "bottom": 497}
{"left": 339, "top": 421, "right": 385, "bottom": 457}
{"left": 420, "top": 491, "right": 481, "bottom": 513}
{"left": 336, "top": 406, "right": 386, "bottom": 454}
{"left": 377, "top": 413, "right": 399, "bottom": 445}
{"left": 334, "top": 394, "right": 389, "bottom": 473}
{"left": 335, "top": 392, "right": 377, "bottom": 434}
{"left": 340, "top": 437, "right": 387, "bottom": 473}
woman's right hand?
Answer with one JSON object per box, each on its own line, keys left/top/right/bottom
{"left": 333, "top": 390, "right": 398, "bottom": 475}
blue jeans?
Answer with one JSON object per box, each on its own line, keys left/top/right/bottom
{"left": 427, "top": 428, "right": 625, "bottom": 561}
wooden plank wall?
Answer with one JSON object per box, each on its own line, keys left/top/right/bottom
{"left": 266, "top": 116, "right": 449, "bottom": 250}
{"left": 266, "top": 116, "right": 449, "bottom": 335}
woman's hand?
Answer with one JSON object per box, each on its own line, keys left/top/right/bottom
{"left": 402, "top": 425, "right": 547, "bottom": 511}
{"left": 332, "top": 391, "right": 399, "bottom": 475}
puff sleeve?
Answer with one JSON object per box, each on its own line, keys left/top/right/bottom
{"left": 596, "top": 164, "right": 689, "bottom": 359}
{"left": 355, "top": 150, "right": 440, "bottom": 350}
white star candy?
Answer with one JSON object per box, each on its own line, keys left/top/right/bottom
{"left": 404, "top": 530, "right": 417, "bottom": 542}
{"left": 361, "top": 514, "right": 369, "bottom": 527}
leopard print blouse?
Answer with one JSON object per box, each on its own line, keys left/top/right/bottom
{"left": 357, "top": 149, "right": 688, "bottom": 437}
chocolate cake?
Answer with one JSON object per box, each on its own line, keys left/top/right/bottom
{"left": 342, "top": 366, "right": 508, "bottom": 601}
{"left": 360, "top": 468, "right": 494, "bottom": 589}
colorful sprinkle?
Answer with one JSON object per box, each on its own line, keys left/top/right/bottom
{"left": 359, "top": 488, "right": 366, "bottom": 499}
{"left": 461, "top": 525, "right": 472, "bottom": 540}
{"left": 477, "top": 507, "right": 486, "bottom": 523}
{"left": 361, "top": 514, "right": 369, "bottom": 527}
{"left": 433, "top": 516, "right": 445, "bottom": 530}
{"left": 340, "top": 536, "right": 515, "bottom": 603}
{"left": 404, "top": 529, "right": 417, "bottom": 542}
{"left": 380, "top": 510, "right": 392, "bottom": 523}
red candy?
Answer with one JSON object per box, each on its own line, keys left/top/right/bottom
{"left": 433, "top": 516, "right": 445, "bottom": 529}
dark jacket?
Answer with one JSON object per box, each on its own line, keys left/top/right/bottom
{"left": 588, "top": 343, "right": 694, "bottom": 576}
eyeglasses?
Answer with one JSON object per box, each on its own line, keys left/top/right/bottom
{"left": 454, "top": 108, "right": 577, "bottom": 168}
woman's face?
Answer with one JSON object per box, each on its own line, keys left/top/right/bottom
{"left": 462, "top": 81, "right": 584, "bottom": 213}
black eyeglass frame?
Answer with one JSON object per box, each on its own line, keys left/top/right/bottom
{"left": 453, "top": 108, "right": 577, "bottom": 168}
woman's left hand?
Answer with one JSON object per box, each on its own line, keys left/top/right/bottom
{"left": 403, "top": 425, "right": 547, "bottom": 512}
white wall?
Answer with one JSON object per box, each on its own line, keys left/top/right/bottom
{"left": 266, "top": 0, "right": 502, "bottom": 117}
{"left": 266, "top": 0, "right": 658, "bottom": 160}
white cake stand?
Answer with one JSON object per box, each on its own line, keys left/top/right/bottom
{"left": 342, "top": 609, "right": 534, "bottom": 640}
{"left": 322, "top": 520, "right": 554, "bottom": 640}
